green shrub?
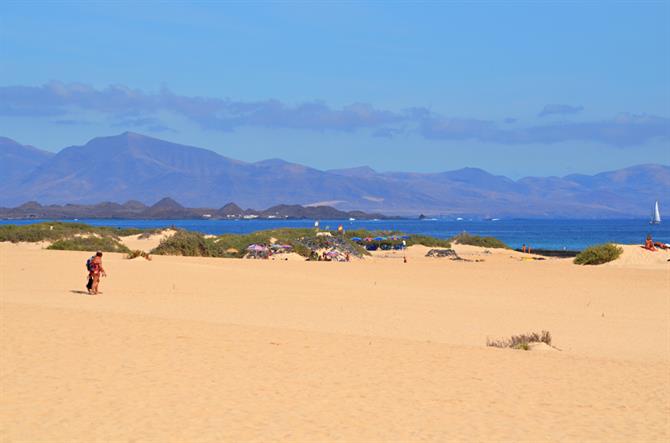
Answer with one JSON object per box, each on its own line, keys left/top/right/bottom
{"left": 47, "top": 236, "right": 130, "bottom": 253}
{"left": 574, "top": 243, "right": 623, "bottom": 265}
{"left": 451, "top": 232, "right": 508, "bottom": 249}
{"left": 151, "top": 231, "right": 212, "bottom": 256}
{"left": 407, "top": 235, "right": 451, "bottom": 248}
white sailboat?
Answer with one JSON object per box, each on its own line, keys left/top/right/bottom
{"left": 650, "top": 200, "right": 661, "bottom": 224}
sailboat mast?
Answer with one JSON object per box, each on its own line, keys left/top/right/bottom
{"left": 651, "top": 200, "right": 661, "bottom": 224}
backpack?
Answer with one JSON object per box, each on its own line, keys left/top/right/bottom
{"left": 86, "top": 256, "right": 95, "bottom": 272}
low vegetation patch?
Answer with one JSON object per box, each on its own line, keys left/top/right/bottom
{"left": 47, "top": 236, "right": 130, "bottom": 253}
{"left": 574, "top": 243, "right": 623, "bottom": 265}
{"left": 451, "top": 232, "right": 509, "bottom": 249}
{"left": 151, "top": 228, "right": 368, "bottom": 258}
{"left": 487, "top": 331, "right": 552, "bottom": 351}
{"left": 405, "top": 234, "right": 451, "bottom": 248}
{"left": 152, "top": 228, "right": 455, "bottom": 259}
{"left": 2, "top": 222, "right": 454, "bottom": 259}
{"left": 0, "top": 222, "right": 145, "bottom": 243}
{"left": 215, "top": 228, "right": 318, "bottom": 258}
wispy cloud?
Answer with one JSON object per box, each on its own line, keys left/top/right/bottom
{"left": 0, "top": 81, "right": 404, "bottom": 133}
{"left": 538, "top": 104, "right": 584, "bottom": 117}
{"left": 1, "top": 82, "right": 668, "bottom": 147}
{"left": 421, "top": 113, "right": 670, "bottom": 146}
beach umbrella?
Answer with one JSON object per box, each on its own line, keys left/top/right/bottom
{"left": 247, "top": 244, "right": 267, "bottom": 251}
{"left": 364, "top": 237, "right": 373, "bottom": 242}
{"left": 374, "top": 237, "right": 385, "bottom": 241}
{"left": 350, "top": 237, "right": 362, "bottom": 242}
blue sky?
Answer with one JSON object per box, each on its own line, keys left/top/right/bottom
{"left": 1, "top": 1, "right": 669, "bottom": 177}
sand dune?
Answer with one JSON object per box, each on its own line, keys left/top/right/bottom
{"left": 1, "top": 242, "right": 668, "bottom": 442}
{"left": 119, "top": 228, "right": 176, "bottom": 252}
{"left": 605, "top": 244, "right": 670, "bottom": 269}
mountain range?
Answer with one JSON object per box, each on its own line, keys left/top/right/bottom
{"left": 1, "top": 132, "right": 668, "bottom": 218}
{"left": 0, "top": 198, "right": 389, "bottom": 220}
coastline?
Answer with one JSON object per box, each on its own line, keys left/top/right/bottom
{"left": 2, "top": 218, "right": 669, "bottom": 252}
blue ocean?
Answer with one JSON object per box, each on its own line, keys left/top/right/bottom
{"left": 2, "top": 218, "right": 668, "bottom": 251}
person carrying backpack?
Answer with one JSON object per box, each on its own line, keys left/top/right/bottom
{"left": 86, "top": 251, "right": 106, "bottom": 295}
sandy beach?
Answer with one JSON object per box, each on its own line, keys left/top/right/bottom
{"left": 1, "top": 240, "right": 669, "bottom": 442}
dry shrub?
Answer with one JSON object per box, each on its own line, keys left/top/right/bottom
{"left": 127, "top": 249, "right": 151, "bottom": 260}
{"left": 487, "top": 330, "right": 552, "bottom": 351}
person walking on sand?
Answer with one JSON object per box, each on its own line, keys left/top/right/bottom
{"left": 86, "top": 251, "right": 106, "bottom": 295}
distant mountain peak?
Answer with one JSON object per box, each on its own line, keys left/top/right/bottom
{"left": 0, "top": 137, "right": 55, "bottom": 186}
{"left": 219, "top": 202, "right": 243, "bottom": 215}
{"left": 17, "top": 201, "right": 42, "bottom": 210}
{"left": 115, "top": 130, "right": 149, "bottom": 139}
{"left": 90, "top": 131, "right": 159, "bottom": 147}
{"left": 0, "top": 136, "right": 54, "bottom": 156}
{"left": 150, "top": 197, "right": 184, "bottom": 210}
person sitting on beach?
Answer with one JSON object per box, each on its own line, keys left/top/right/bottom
{"left": 87, "top": 251, "right": 107, "bottom": 294}
{"left": 644, "top": 235, "right": 656, "bottom": 251}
